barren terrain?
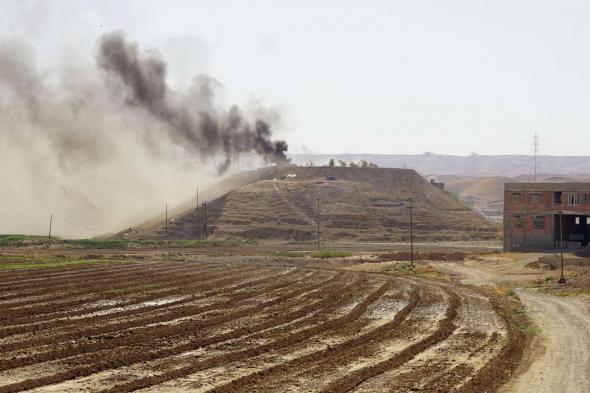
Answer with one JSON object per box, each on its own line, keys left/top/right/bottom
{"left": 118, "top": 167, "right": 498, "bottom": 243}
{"left": 430, "top": 254, "right": 590, "bottom": 393}
{"left": 0, "top": 250, "right": 522, "bottom": 392}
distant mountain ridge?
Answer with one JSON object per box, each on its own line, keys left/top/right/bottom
{"left": 288, "top": 153, "right": 590, "bottom": 177}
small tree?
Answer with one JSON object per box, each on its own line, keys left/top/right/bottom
{"left": 360, "top": 159, "right": 369, "bottom": 168}
{"left": 328, "top": 158, "right": 335, "bottom": 167}
{"left": 349, "top": 161, "right": 358, "bottom": 168}
{"left": 369, "top": 162, "right": 378, "bottom": 168}
{"left": 337, "top": 160, "right": 347, "bottom": 167}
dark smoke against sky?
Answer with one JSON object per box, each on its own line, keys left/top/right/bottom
{"left": 0, "top": 31, "right": 287, "bottom": 237}
{"left": 97, "top": 31, "right": 288, "bottom": 172}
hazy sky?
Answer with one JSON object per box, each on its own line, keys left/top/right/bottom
{"left": 3, "top": 0, "right": 590, "bottom": 156}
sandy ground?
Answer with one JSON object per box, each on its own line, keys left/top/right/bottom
{"left": 503, "top": 291, "right": 590, "bottom": 393}
{"left": 431, "top": 255, "right": 590, "bottom": 393}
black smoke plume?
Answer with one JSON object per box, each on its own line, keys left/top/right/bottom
{"left": 0, "top": 32, "right": 290, "bottom": 237}
{"left": 97, "top": 30, "right": 288, "bottom": 171}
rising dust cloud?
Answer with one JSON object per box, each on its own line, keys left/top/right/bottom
{"left": 0, "top": 30, "right": 288, "bottom": 238}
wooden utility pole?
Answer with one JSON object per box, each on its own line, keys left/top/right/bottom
{"left": 202, "top": 201, "right": 208, "bottom": 240}
{"left": 48, "top": 213, "right": 53, "bottom": 242}
{"left": 165, "top": 203, "right": 168, "bottom": 242}
{"left": 523, "top": 207, "right": 527, "bottom": 248}
{"left": 316, "top": 194, "right": 320, "bottom": 250}
{"left": 409, "top": 198, "right": 414, "bottom": 268}
{"left": 558, "top": 210, "right": 566, "bottom": 284}
{"left": 196, "top": 187, "right": 199, "bottom": 209}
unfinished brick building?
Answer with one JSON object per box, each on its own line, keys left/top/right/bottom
{"left": 504, "top": 183, "right": 590, "bottom": 251}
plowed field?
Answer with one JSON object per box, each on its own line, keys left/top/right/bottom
{"left": 0, "top": 254, "right": 522, "bottom": 392}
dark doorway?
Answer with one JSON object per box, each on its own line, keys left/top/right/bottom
{"left": 554, "top": 214, "right": 590, "bottom": 247}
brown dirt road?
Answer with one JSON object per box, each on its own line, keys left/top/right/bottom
{"left": 431, "top": 256, "right": 590, "bottom": 393}
{"left": 503, "top": 291, "right": 590, "bottom": 393}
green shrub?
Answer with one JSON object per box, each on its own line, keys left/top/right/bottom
{"left": 521, "top": 325, "right": 541, "bottom": 335}
{"left": 65, "top": 239, "right": 129, "bottom": 249}
{"left": 0, "top": 234, "right": 50, "bottom": 246}
{"left": 310, "top": 250, "right": 352, "bottom": 259}
{"left": 505, "top": 288, "right": 517, "bottom": 297}
{"left": 274, "top": 251, "right": 304, "bottom": 257}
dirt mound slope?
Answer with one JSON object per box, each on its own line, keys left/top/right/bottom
{"left": 119, "top": 166, "right": 498, "bottom": 242}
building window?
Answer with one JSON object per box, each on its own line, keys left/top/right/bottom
{"left": 529, "top": 193, "right": 542, "bottom": 203}
{"left": 554, "top": 192, "right": 562, "bottom": 204}
{"left": 569, "top": 194, "right": 581, "bottom": 205}
{"left": 576, "top": 216, "right": 581, "bottom": 225}
{"left": 513, "top": 216, "right": 524, "bottom": 229}
{"left": 511, "top": 193, "right": 522, "bottom": 202}
{"left": 587, "top": 217, "right": 590, "bottom": 225}
{"left": 533, "top": 216, "right": 546, "bottom": 229}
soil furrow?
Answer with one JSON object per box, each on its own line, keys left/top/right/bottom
{"left": 0, "top": 272, "right": 343, "bottom": 392}
{"left": 0, "top": 269, "right": 316, "bottom": 355}
{"left": 0, "top": 265, "right": 264, "bottom": 323}
{"left": 319, "top": 288, "right": 460, "bottom": 393}
{"left": 0, "top": 262, "right": 221, "bottom": 303}
{"left": 92, "top": 276, "right": 390, "bottom": 393}
{"left": 207, "top": 281, "right": 416, "bottom": 393}
{"left": 0, "top": 267, "right": 295, "bottom": 338}
{"left": 1, "top": 264, "right": 265, "bottom": 325}
{"left": 0, "top": 264, "right": 256, "bottom": 318}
